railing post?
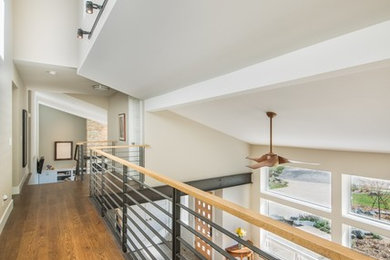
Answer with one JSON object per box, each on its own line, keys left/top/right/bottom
{"left": 80, "top": 144, "right": 84, "bottom": 181}
{"left": 172, "top": 188, "right": 181, "bottom": 260}
{"left": 112, "top": 145, "right": 116, "bottom": 173}
{"left": 101, "top": 157, "right": 105, "bottom": 217}
{"left": 75, "top": 145, "right": 80, "bottom": 176}
{"left": 89, "top": 149, "right": 93, "bottom": 197}
{"left": 138, "top": 146, "right": 145, "bottom": 189}
{"left": 122, "top": 165, "right": 128, "bottom": 253}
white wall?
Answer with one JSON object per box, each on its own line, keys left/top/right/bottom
{"left": 107, "top": 92, "right": 130, "bottom": 145}
{"left": 11, "top": 77, "right": 29, "bottom": 194}
{"left": 0, "top": 0, "right": 13, "bottom": 234}
{"left": 13, "top": 0, "right": 79, "bottom": 67}
{"left": 39, "top": 105, "right": 86, "bottom": 169}
{"left": 67, "top": 93, "right": 109, "bottom": 110}
{"left": 144, "top": 110, "right": 249, "bottom": 182}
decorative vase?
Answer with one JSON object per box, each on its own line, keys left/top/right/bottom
{"left": 238, "top": 243, "right": 243, "bottom": 249}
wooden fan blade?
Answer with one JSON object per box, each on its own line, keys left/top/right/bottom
{"left": 287, "top": 160, "right": 320, "bottom": 166}
{"left": 246, "top": 154, "right": 269, "bottom": 163}
{"left": 278, "top": 155, "right": 291, "bottom": 164}
{"left": 247, "top": 155, "right": 278, "bottom": 169}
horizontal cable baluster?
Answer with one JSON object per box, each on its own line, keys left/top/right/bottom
{"left": 103, "top": 174, "right": 123, "bottom": 192}
{"left": 125, "top": 183, "right": 172, "bottom": 217}
{"left": 126, "top": 202, "right": 172, "bottom": 249}
{"left": 124, "top": 232, "right": 146, "bottom": 260}
{"left": 126, "top": 176, "right": 172, "bottom": 201}
{"left": 176, "top": 237, "right": 207, "bottom": 260}
{"left": 177, "top": 220, "right": 235, "bottom": 260}
{"left": 178, "top": 203, "right": 278, "bottom": 260}
{"left": 105, "top": 170, "right": 124, "bottom": 183}
{"left": 102, "top": 190, "right": 121, "bottom": 209}
{"left": 102, "top": 180, "right": 123, "bottom": 204}
{"left": 124, "top": 233, "right": 148, "bottom": 260}
{"left": 125, "top": 206, "right": 171, "bottom": 259}
{"left": 124, "top": 222, "right": 158, "bottom": 260}
{"left": 124, "top": 194, "right": 172, "bottom": 233}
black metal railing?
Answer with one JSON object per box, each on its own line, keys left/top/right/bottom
{"left": 89, "top": 146, "right": 278, "bottom": 260}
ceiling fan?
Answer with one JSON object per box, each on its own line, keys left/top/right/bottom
{"left": 246, "top": 111, "right": 318, "bottom": 169}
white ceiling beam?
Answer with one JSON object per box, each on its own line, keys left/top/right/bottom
{"left": 145, "top": 20, "right": 390, "bottom": 112}
{"left": 35, "top": 92, "right": 107, "bottom": 124}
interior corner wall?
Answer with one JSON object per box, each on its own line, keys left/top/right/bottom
{"left": 39, "top": 105, "right": 86, "bottom": 169}
{"left": 107, "top": 92, "right": 130, "bottom": 145}
{"left": 144, "top": 110, "right": 250, "bottom": 182}
{"left": 0, "top": 0, "right": 14, "bottom": 233}
{"left": 13, "top": 0, "right": 79, "bottom": 67}
{"left": 11, "top": 79, "right": 28, "bottom": 194}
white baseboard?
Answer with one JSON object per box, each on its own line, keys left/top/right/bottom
{"left": 0, "top": 200, "right": 14, "bottom": 235}
{"left": 12, "top": 172, "right": 28, "bottom": 195}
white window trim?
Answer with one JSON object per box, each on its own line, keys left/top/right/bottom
{"left": 260, "top": 167, "right": 332, "bottom": 215}
{"left": 260, "top": 230, "right": 326, "bottom": 260}
{"left": 343, "top": 174, "right": 390, "bottom": 234}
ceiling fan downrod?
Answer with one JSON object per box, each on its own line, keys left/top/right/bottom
{"left": 266, "top": 111, "right": 277, "bottom": 154}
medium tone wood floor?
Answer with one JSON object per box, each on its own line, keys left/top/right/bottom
{"left": 0, "top": 176, "right": 125, "bottom": 260}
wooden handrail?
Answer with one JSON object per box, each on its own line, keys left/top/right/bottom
{"left": 90, "top": 147, "right": 374, "bottom": 260}
{"left": 92, "top": 145, "right": 151, "bottom": 149}
{"left": 76, "top": 140, "right": 116, "bottom": 145}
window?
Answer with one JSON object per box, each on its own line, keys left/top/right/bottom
{"left": 262, "top": 199, "right": 331, "bottom": 240}
{"left": 260, "top": 230, "right": 328, "bottom": 260}
{"left": 347, "top": 226, "right": 390, "bottom": 260}
{"left": 349, "top": 175, "right": 390, "bottom": 225}
{"left": 265, "top": 166, "right": 331, "bottom": 208}
{"left": 0, "top": 0, "right": 4, "bottom": 60}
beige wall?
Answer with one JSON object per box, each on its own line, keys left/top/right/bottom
{"left": 11, "top": 79, "right": 29, "bottom": 193}
{"left": 108, "top": 92, "right": 129, "bottom": 145}
{"left": 0, "top": 0, "right": 14, "bottom": 233}
{"left": 249, "top": 145, "right": 390, "bottom": 247}
{"left": 39, "top": 105, "right": 86, "bottom": 169}
{"left": 144, "top": 111, "right": 249, "bottom": 182}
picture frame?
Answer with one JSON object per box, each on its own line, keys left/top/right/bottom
{"left": 119, "top": 113, "right": 126, "bottom": 141}
{"left": 22, "top": 109, "right": 27, "bottom": 168}
{"left": 54, "top": 141, "right": 73, "bottom": 160}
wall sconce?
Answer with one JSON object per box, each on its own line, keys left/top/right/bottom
{"left": 86, "top": 1, "right": 102, "bottom": 14}
{"left": 77, "top": 28, "right": 91, "bottom": 39}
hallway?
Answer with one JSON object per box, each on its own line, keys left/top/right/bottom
{"left": 0, "top": 177, "right": 125, "bottom": 260}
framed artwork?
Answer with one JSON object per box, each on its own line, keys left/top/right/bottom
{"left": 22, "top": 109, "right": 27, "bottom": 168}
{"left": 54, "top": 141, "right": 73, "bottom": 160}
{"left": 119, "top": 113, "right": 126, "bottom": 141}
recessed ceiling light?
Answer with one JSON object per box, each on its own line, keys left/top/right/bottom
{"left": 92, "top": 84, "right": 110, "bottom": 91}
{"left": 46, "top": 70, "right": 57, "bottom": 75}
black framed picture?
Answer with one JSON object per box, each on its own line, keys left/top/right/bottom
{"left": 119, "top": 113, "right": 126, "bottom": 141}
{"left": 22, "top": 109, "right": 27, "bottom": 168}
{"left": 54, "top": 141, "right": 73, "bottom": 160}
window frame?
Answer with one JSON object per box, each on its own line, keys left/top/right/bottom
{"left": 261, "top": 166, "right": 332, "bottom": 212}
{"left": 343, "top": 174, "right": 390, "bottom": 230}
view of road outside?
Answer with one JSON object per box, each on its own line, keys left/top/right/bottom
{"left": 264, "top": 200, "right": 331, "bottom": 240}
{"left": 267, "top": 166, "right": 331, "bottom": 208}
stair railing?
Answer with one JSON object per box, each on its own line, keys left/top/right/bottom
{"left": 89, "top": 146, "right": 375, "bottom": 260}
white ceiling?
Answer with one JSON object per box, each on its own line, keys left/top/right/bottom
{"left": 172, "top": 64, "right": 390, "bottom": 153}
{"left": 78, "top": 0, "right": 390, "bottom": 99}
{"left": 14, "top": 60, "right": 116, "bottom": 96}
